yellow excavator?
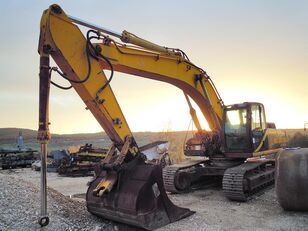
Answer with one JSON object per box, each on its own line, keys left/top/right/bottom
{"left": 37, "top": 4, "right": 193, "bottom": 230}
{"left": 37, "top": 4, "right": 290, "bottom": 230}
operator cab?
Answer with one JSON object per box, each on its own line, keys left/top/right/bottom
{"left": 223, "top": 102, "right": 267, "bottom": 154}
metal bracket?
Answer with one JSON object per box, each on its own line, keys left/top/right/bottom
{"left": 93, "top": 171, "right": 118, "bottom": 196}
{"left": 93, "top": 137, "right": 137, "bottom": 197}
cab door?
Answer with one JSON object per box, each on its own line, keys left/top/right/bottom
{"left": 250, "top": 104, "right": 266, "bottom": 150}
{"left": 224, "top": 106, "right": 251, "bottom": 152}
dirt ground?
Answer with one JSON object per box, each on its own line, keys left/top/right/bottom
{"left": 0, "top": 168, "right": 307, "bottom": 231}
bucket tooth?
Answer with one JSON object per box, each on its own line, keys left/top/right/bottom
{"left": 86, "top": 158, "right": 194, "bottom": 230}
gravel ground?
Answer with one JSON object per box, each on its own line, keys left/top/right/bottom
{"left": 0, "top": 172, "right": 113, "bottom": 231}
{"left": 159, "top": 188, "right": 308, "bottom": 231}
{"left": 0, "top": 169, "right": 307, "bottom": 231}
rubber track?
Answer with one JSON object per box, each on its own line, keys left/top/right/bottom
{"left": 222, "top": 161, "right": 275, "bottom": 201}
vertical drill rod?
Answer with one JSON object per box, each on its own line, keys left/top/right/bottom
{"left": 37, "top": 54, "right": 51, "bottom": 226}
{"left": 40, "top": 142, "right": 48, "bottom": 223}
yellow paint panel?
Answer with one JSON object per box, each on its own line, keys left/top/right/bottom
{"left": 42, "top": 8, "right": 132, "bottom": 146}
{"left": 98, "top": 43, "right": 224, "bottom": 131}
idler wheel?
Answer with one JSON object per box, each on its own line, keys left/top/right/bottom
{"left": 174, "top": 171, "right": 191, "bottom": 192}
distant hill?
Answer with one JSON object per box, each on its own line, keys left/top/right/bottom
{"left": 0, "top": 127, "right": 189, "bottom": 141}
{"left": 0, "top": 128, "right": 190, "bottom": 157}
{"left": 0, "top": 127, "right": 107, "bottom": 141}
{"left": 0, "top": 128, "right": 38, "bottom": 140}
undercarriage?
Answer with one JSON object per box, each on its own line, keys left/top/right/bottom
{"left": 163, "top": 157, "right": 276, "bottom": 201}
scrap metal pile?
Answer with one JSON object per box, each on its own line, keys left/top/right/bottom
{"left": 31, "top": 141, "right": 171, "bottom": 177}
{"left": 0, "top": 132, "right": 38, "bottom": 170}
{"left": 31, "top": 144, "right": 108, "bottom": 176}
{"left": 0, "top": 149, "right": 38, "bottom": 169}
{"left": 57, "top": 144, "right": 108, "bottom": 176}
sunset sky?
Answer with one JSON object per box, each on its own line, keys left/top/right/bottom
{"left": 0, "top": 0, "right": 307, "bottom": 134}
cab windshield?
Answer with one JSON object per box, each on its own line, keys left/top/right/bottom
{"left": 224, "top": 108, "right": 249, "bottom": 151}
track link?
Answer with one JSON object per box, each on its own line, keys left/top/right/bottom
{"left": 163, "top": 166, "right": 181, "bottom": 193}
{"left": 222, "top": 161, "right": 275, "bottom": 201}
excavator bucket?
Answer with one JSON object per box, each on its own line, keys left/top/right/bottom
{"left": 86, "top": 156, "right": 194, "bottom": 230}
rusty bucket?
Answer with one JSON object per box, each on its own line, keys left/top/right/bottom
{"left": 86, "top": 156, "right": 194, "bottom": 230}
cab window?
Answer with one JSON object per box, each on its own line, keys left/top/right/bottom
{"left": 251, "top": 105, "right": 261, "bottom": 130}
{"left": 251, "top": 104, "right": 265, "bottom": 149}
{"left": 225, "top": 108, "right": 249, "bottom": 151}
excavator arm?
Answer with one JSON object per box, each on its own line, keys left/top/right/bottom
{"left": 37, "top": 5, "right": 193, "bottom": 230}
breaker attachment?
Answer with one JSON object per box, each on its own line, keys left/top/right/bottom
{"left": 86, "top": 154, "right": 194, "bottom": 230}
